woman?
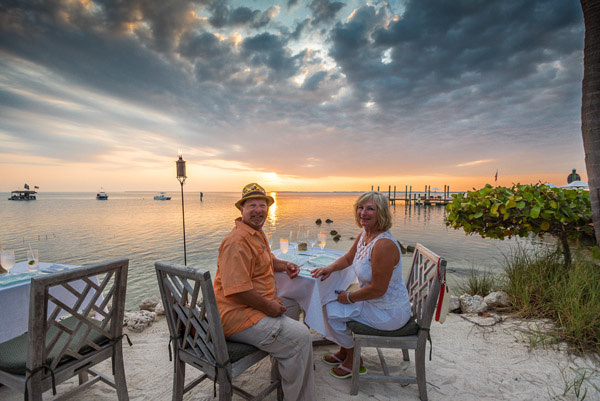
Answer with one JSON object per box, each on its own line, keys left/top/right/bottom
{"left": 311, "top": 191, "right": 411, "bottom": 379}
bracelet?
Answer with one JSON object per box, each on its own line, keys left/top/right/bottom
{"left": 346, "top": 292, "right": 354, "bottom": 304}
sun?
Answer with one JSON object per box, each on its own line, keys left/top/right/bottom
{"left": 263, "top": 172, "right": 279, "bottom": 182}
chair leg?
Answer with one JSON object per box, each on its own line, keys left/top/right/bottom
{"left": 27, "top": 374, "right": 43, "bottom": 401}
{"left": 415, "top": 346, "right": 428, "bottom": 401}
{"left": 218, "top": 365, "right": 233, "bottom": 401}
{"left": 350, "top": 342, "right": 361, "bottom": 396}
{"left": 113, "top": 342, "right": 130, "bottom": 401}
{"left": 78, "top": 370, "right": 89, "bottom": 384}
{"left": 173, "top": 353, "right": 186, "bottom": 401}
{"left": 376, "top": 348, "right": 389, "bottom": 376}
{"left": 402, "top": 348, "right": 410, "bottom": 361}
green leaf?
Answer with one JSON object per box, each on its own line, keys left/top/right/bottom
{"left": 540, "top": 221, "right": 550, "bottom": 231}
{"left": 530, "top": 206, "right": 541, "bottom": 219}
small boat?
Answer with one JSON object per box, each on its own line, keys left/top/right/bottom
{"left": 154, "top": 192, "right": 171, "bottom": 201}
{"left": 8, "top": 189, "right": 37, "bottom": 200}
{"left": 96, "top": 191, "right": 108, "bottom": 200}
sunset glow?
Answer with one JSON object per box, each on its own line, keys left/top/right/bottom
{"left": 0, "top": 1, "right": 587, "bottom": 193}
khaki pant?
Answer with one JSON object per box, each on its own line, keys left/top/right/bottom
{"left": 229, "top": 313, "right": 316, "bottom": 401}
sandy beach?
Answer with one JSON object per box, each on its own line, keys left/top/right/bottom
{"left": 2, "top": 312, "right": 599, "bottom": 400}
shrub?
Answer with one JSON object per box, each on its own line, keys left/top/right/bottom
{"left": 456, "top": 268, "right": 498, "bottom": 297}
{"left": 503, "top": 245, "right": 600, "bottom": 353}
{"left": 446, "top": 183, "right": 593, "bottom": 266}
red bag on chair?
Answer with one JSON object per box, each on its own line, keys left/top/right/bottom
{"left": 435, "top": 260, "right": 449, "bottom": 323}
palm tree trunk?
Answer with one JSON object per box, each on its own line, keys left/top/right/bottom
{"left": 580, "top": 1, "right": 600, "bottom": 250}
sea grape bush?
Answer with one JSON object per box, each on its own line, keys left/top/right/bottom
{"left": 445, "top": 183, "right": 593, "bottom": 265}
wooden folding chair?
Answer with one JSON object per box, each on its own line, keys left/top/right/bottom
{"left": 155, "top": 261, "right": 282, "bottom": 401}
{"left": 0, "top": 258, "right": 130, "bottom": 400}
{"left": 347, "top": 244, "right": 446, "bottom": 401}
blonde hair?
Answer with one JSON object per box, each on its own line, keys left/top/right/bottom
{"left": 353, "top": 191, "right": 392, "bottom": 231}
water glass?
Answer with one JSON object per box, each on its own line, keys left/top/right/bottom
{"left": 280, "top": 238, "right": 289, "bottom": 255}
{"left": 1, "top": 250, "right": 16, "bottom": 274}
{"left": 27, "top": 249, "right": 39, "bottom": 272}
{"left": 318, "top": 232, "right": 327, "bottom": 254}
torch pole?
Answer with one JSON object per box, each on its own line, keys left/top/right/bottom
{"left": 180, "top": 181, "right": 187, "bottom": 265}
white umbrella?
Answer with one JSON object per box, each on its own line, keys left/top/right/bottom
{"left": 561, "top": 180, "right": 589, "bottom": 189}
{"left": 544, "top": 183, "right": 559, "bottom": 188}
{"left": 431, "top": 187, "right": 441, "bottom": 191}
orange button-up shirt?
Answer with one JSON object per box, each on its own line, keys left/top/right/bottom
{"left": 213, "top": 218, "right": 277, "bottom": 337}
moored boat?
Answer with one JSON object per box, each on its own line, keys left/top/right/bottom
{"left": 154, "top": 192, "right": 171, "bottom": 200}
{"left": 96, "top": 191, "right": 108, "bottom": 200}
{"left": 8, "top": 190, "right": 37, "bottom": 200}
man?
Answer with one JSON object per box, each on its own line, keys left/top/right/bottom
{"left": 213, "top": 183, "right": 316, "bottom": 401}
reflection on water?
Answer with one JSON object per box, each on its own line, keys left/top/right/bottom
{"left": 0, "top": 191, "right": 543, "bottom": 309}
{"left": 267, "top": 191, "right": 278, "bottom": 228}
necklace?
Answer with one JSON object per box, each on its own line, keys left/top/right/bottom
{"left": 362, "top": 231, "right": 381, "bottom": 246}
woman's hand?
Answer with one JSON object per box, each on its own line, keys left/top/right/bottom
{"left": 336, "top": 291, "right": 354, "bottom": 304}
{"left": 311, "top": 265, "right": 332, "bottom": 281}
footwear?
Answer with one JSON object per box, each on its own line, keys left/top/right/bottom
{"left": 322, "top": 353, "right": 343, "bottom": 366}
{"left": 329, "top": 364, "right": 368, "bottom": 379}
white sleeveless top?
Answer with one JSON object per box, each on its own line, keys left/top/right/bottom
{"left": 353, "top": 230, "right": 410, "bottom": 310}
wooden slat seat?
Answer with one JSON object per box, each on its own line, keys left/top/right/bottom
{"left": 348, "top": 244, "right": 446, "bottom": 401}
{"left": 155, "top": 261, "right": 282, "bottom": 401}
{"left": 0, "top": 316, "right": 109, "bottom": 375}
{"left": 0, "top": 258, "right": 130, "bottom": 401}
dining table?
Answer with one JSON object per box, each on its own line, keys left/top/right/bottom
{"left": 0, "top": 261, "right": 101, "bottom": 343}
{"left": 273, "top": 247, "right": 357, "bottom": 338}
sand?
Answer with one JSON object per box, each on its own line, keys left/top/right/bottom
{"left": 1, "top": 313, "right": 599, "bottom": 400}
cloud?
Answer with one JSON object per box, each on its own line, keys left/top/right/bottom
{"left": 0, "top": 0, "right": 588, "bottom": 190}
{"left": 308, "top": 0, "right": 346, "bottom": 26}
{"left": 457, "top": 159, "right": 496, "bottom": 167}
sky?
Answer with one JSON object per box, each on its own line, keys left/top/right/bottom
{"left": 0, "top": 0, "right": 588, "bottom": 193}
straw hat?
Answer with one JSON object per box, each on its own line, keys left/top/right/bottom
{"left": 235, "top": 183, "right": 274, "bottom": 210}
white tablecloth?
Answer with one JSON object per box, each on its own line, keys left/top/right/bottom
{"left": 274, "top": 248, "right": 357, "bottom": 336}
{"left": 0, "top": 261, "right": 100, "bottom": 343}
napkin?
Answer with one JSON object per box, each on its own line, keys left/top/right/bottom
{"left": 41, "top": 264, "right": 69, "bottom": 273}
{"left": 0, "top": 272, "right": 37, "bottom": 287}
{"left": 307, "top": 255, "right": 337, "bottom": 268}
{"left": 277, "top": 254, "right": 307, "bottom": 266}
{"left": 299, "top": 267, "right": 314, "bottom": 277}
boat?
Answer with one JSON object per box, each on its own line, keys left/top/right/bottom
{"left": 154, "top": 192, "right": 171, "bottom": 201}
{"left": 8, "top": 190, "right": 37, "bottom": 200}
{"left": 96, "top": 191, "right": 108, "bottom": 200}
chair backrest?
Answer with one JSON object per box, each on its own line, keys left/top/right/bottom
{"left": 27, "top": 258, "right": 129, "bottom": 373}
{"left": 155, "top": 262, "right": 229, "bottom": 368}
{"left": 405, "top": 244, "right": 446, "bottom": 330}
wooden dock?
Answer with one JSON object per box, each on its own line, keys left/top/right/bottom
{"left": 372, "top": 185, "right": 452, "bottom": 206}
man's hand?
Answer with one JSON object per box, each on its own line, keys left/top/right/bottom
{"left": 265, "top": 299, "right": 287, "bottom": 317}
{"left": 285, "top": 262, "right": 299, "bottom": 278}
{"left": 231, "top": 289, "right": 286, "bottom": 317}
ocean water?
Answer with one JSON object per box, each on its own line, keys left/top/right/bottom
{"left": 1, "top": 191, "right": 540, "bottom": 309}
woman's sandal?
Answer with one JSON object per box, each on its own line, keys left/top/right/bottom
{"left": 329, "top": 364, "right": 368, "bottom": 379}
{"left": 321, "top": 353, "right": 343, "bottom": 366}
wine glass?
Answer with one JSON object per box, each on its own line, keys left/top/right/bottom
{"left": 266, "top": 231, "right": 273, "bottom": 249}
{"left": 307, "top": 230, "right": 317, "bottom": 251}
{"left": 1, "top": 250, "right": 16, "bottom": 274}
{"left": 318, "top": 232, "right": 327, "bottom": 254}
{"left": 289, "top": 230, "right": 298, "bottom": 256}
{"left": 280, "top": 238, "right": 289, "bottom": 256}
